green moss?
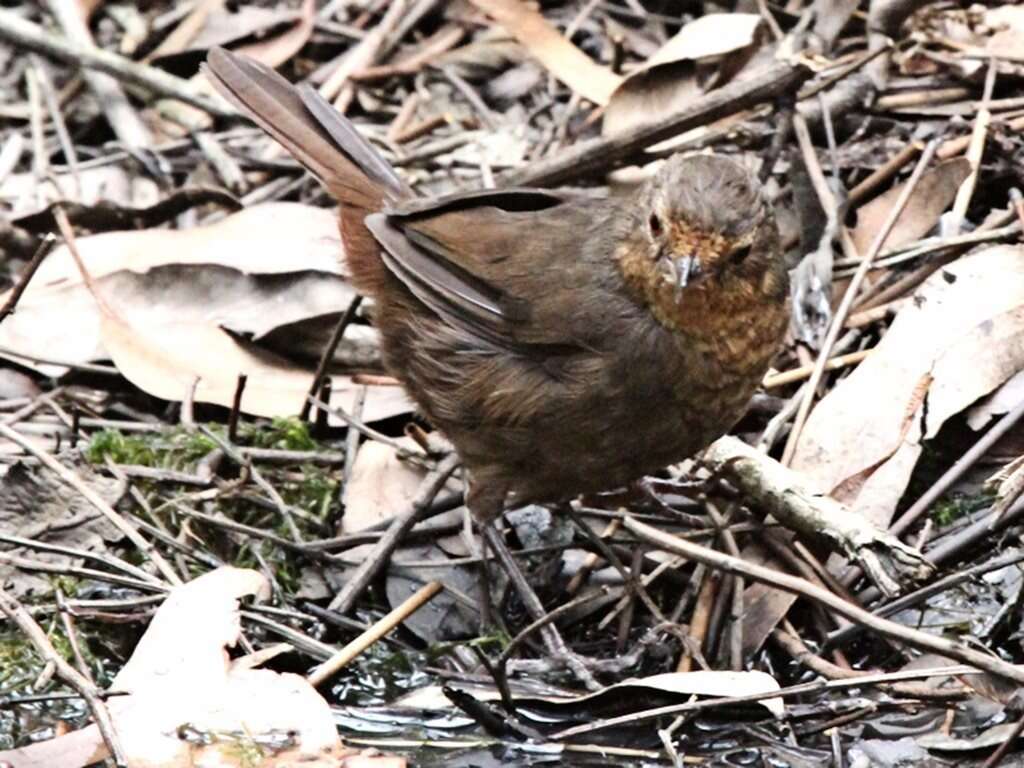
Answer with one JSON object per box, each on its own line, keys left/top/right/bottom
{"left": 240, "top": 417, "right": 318, "bottom": 452}
{"left": 286, "top": 466, "right": 338, "bottom": 520}
{"left": 174, "top": 428, "right": 223, "bottom": 463}
{"left": 84, "top": 429, "right": 157, "bottom": 466}
{"left": 931, "top": 491, "right": 993, "bottom": 526}
{"left": 0, "top": 633, "right": 45, "bottom": 688}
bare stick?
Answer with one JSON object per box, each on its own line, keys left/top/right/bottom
{"left": 0, "top": 9, "right": 232, "bottom": 117}
{"left": 0, "top": 234, "right": 55, "bottom": 325}
{"left": 624, "top": 516, "right": 1024, "bottom": 686}
{"left": 308, "top": 581, "right": 442, "bottom": 685}
{"left": 300, "top": 295, "right": 362, "bottom": 422}
{"left": 0, "top": 586, "right": 128, "bottom": 766}
{"left": 327, "top": 454, "right": 458, "bottom": 613}
{"left": 505, "top": 60, "right": 812, "bottom": 187}
{"left": 782, "top": 140, "right": 939, "bottom": 465}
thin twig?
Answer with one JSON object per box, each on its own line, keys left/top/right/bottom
{"left": 0, "top": 586, "right": 129, "bottom": 766}
{"left": 782, "top": 140, "right": 940, "bottom": 465}
{"left": 625, "top": 516, "right": 1024, "bottom": 685}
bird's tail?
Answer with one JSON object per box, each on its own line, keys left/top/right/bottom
{"left": 203, "top": 47, "right": 407, "bottom": 291}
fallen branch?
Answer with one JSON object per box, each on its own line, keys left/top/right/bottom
{"left": 504, "top": 59, "right": 813, "bottom": 187}
{"left": 0, "top": 10, "right": 233, "bottom": 117}
{"left": 701, "top": 436, "right": 933, "bottom": 596}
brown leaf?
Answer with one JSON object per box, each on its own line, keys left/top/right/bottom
{"left": 0, "top": 204, "right": 348, "bottom": 376}
{"left": 792, "top": 245, "right": 1024, "bottom": 525}
{"left": 466, "top": 0, "right": 621, "bottom": 105}
{"left": 985, "top": 6, "right": 1024, "bottom": 57}
{"left": 0, "top": 567, "right": 352, "bottom": 768}
{"left": 98, "top": 307, "right": 410, "bottom": 424}
{"left": 342, "top": 439, "right": 429, "bottom": 533}
{"left": 850, "top": 158, "right": 971, "bottom": 254}
{"left": 603, "top": 14, "right": 764, "bottom": 142}
{"left": 236, "top": 0, "right": 316, "bottom": 68}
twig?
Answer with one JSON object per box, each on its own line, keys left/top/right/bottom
{"left": 553, "top": 662, "right": 979, "bottom": 739}
{"left": 328, "top": 454, "right": 459, "bottom": 613}
{"left": 703, "top": 436, "right": 932, "bottom": 596}
{"left": 300, "top": 295, "right": 363, "bottom": 421}
{"left": 891, "top": 396, "right": 1024, "bottom": 534}
{"left": 624, "top": 516, "right": 1024, "bottom": 685}
{"left": 44, "top": 0, "right": 153, "bottom": 148}
{"left": 0, "top": 586, "right": 129, "bottom": 766}
{"left": 828, "top": 548, "right": 1024, "bottom": 648}
{"left": 505, "top": 60, "right": 812, "bottom": 187}
{"left": 949, "top": 58, "right": 997, "bottom": 234}
{"left": 308, "top": 581, "right": 442, "bottom": 685}
{"left": 781, "top": 140, "right": 940, "bottom": 465}
{"left": 0, "top": 9, "right": 232, "bottom": 118}
{"left": 763, "top": 349, "right": 871, "bottom": 389}
{"left": 981, "top": 713, "right": 1024, "bottom": 768}
{"left": 0, "top": 234, "right": 55, "bottom": 325}
{"left": 0, "top": 422, "right": 180, "bottom": 585}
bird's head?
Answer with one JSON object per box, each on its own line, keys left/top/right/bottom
{"left": 617, "top": 154, "right": 786, "bottom": 329}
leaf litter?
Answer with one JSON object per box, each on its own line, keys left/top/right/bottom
{"left": 2, "top": 0, "right": 1024, "bottom": 766}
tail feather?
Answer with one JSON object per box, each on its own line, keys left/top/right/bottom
{"left": 203, "top": 47, "right": 405, "bottom": 293}
{"left": 203, "top": 47, "right": 404, "bottom": 208}
{"left": 296, "top": 84, "right": 407, "bottom": 200}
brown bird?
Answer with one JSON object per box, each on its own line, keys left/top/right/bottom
{"left": 205, "top": 49, "right": 789, "bottom": 648}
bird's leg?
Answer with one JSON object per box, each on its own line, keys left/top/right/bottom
{"left": 467, "top": 480, "right": 600, "bottom": 690}
{"left": 480, "top": 524, "right": 599, "bottom": 691}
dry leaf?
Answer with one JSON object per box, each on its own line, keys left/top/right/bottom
{"left": 792, "top": 245, "right": 1024, "bottom": 525}
{"left": 98, "top": 306, "right": 410, "bottom": 424}
{"left": 1, "top": 165, "right": 159, "bottom": 219}
{"left": 0, "top": 265, "right": 364, "bottom": 376}
{"left": 466, "top": 0, "right": 621, "bottom": 105}
{"left": 0, "top": 204, "right": 346, "bottom": 376}
{"left": 236, "top": 0, "right": 315, "bottom": 67}
{"left": 850, "top": 158, "right": 971, "bottom": 254}
{"left": 968, "top": 367, "right": 1024, "bottom": 429}
{"left": 399, "top": 670, "right": 784, "bottom": 716}
{"left": 22, "top": 203, "right": 343, "bottom": 288}
{"left": 151, "top": 0, "right": 314, "bottom": 67}
{"left": 985, "top": 6, "right": 1024, "bottom": 57}
{"left": 342, "top": 439, "right": 428, "bottom": 533}
{"left": 0, "top": 567, "right": 383, "bottom": 768}
{"left": 604, "top": 14, "right": 763, "bottom": 142}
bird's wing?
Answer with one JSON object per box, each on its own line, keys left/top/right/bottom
{"left": 366, "top": 189, "right": 618, "bottom": 350}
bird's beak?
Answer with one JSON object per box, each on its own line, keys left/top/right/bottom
{"left": 673, "top": 255, "right": 701, "bottom": 299}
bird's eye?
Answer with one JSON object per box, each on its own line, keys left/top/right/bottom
{"left": 731, "top": 244, "right": 752, "bottom": 264}
{"left": 648, "top": 212, "right": 663, "bottom": 239}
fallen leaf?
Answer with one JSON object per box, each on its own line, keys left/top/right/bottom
{"left": 985, "top": 6, "right": 1024, "bottom": 58}
{"left": 17, "top": 203, "right": 343, "bottom": 289}
{"left": 0, "top": 462, "right": 122, "bottom": 599}
{"left": 850, "top": 158, "right": 971, "bottom": 254}
{"left": 0, "top": 204, "right": 350, "bottom": 377}
{"left": 98, "top": 305, "right": 411, "bottom": 424}
{"left": 792, "top": 245, "right": 1024, "bottom": 525}
{"left": 604, "top": 14, "right": 764, "bottom": 142}
{"left": 0, "top": 265, "right": 365, "bottom": 375}
{"left": 466, "top": 0, "right": 621, "bottom": 105}
{"left": 1, "top": 165, "right": 159, "bottom": 219}
{"left": 236, "top": 0, "right": 315, "bottom": 67}
{"left": 342, "top": 439, "right": 429, "bottom": 533}
{"left": 0, "top": 567, "right": 409, "bottom": 768}
{"left": 968, "top": 357, "right": 1024, "bottom": 429}
{"left": 399, "top": 669, "right": 784, "bottom": 716}
{"left": 150, "top": 0, "right": 314, "bottom": 66}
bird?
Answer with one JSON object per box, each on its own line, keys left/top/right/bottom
{"left": 204, "top": 48, "right": 789, "bottom": 657}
